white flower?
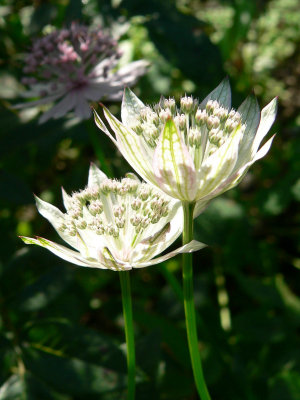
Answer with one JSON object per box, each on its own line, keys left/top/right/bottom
{"left": 94, "top": 79, "right": 277, "bottom": 214}
{"left": 20, "top": 164, "right": 204, "bottom": 270}
{"left": 15, "top": 23, "right": 148, "bottom": 124}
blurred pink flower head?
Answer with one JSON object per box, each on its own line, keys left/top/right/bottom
{"left": 15, "top": 22, "right": 148, "bottom": 123}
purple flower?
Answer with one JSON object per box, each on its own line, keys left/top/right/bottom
{"left": 15, "top": 23, "right": 148, "bottom": 123}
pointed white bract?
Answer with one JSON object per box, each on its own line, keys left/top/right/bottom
{"left": 15, "top": 23, "right": 148, "bottom": 123}
{"left": 20, "top": 164, "right": 205, "bottom": 270}
{"left": 94, "top": 79, "right": 277, "bottom": 209}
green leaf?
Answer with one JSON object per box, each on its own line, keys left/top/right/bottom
{"left": 233, "top": 310, "right": 284, "bottom": 343}
{"left": 25, "top": 320, "right": 127, "bottom": 373}
{"left": 275, "top": 275, "right": 300, "bottom": 318}
{"left": 291, "top": 179, "right": 300, "bottom": 201}
{"left": 136, "top": 331, "right": 161, "bottom": 377}
{"left": 269, "top": 370, "right": 300, "bottom": 400}
{"left": 0, "top": 171, "right": 33, "bottom": 205}
{"left": 28, "top": 4, "right": 58, "bottom": 35}
{"left": 159, "top": 358, "right": 194, "bottom": 399}
{"left": 140, "top": 1, "right": 223, "bottom": 87}
{"left": 22, "top": 346, "right": 127, "bottom": 395}
{"left": 14, "top": 266, "right": 73, "bottom": 312}
{"left": 194, "top": 197, "right": 246, "bottom": 246}
{"left": 0, "top": 373, "right": 70, "bottom": 400}
{"left": 262, "top": 190, "right": 285, "bottom": 215}
{"left": 64, "top": 0, "right": 83, "bottom": 24}
{"left": 25, "top": 372, "right": 69, "bottom": 400}
{"left": 133, "top": 307, "right": 190, "bottom": 368}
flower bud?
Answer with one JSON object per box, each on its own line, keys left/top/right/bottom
{"left": 180, "top": 96, "right": 194, "bottom": 113}
{"left": 95, "top": 225, "right": 105, "bottom": 235}
{"left": 86, "top": 185, "right": 100, "bottom": 200}
{"left": 215, "top": 107, "right": 228, "bottom": 122}
{"left": 224, "top": 119, "right": 238, "bottom": 134}
{"left": 139, "top": 184, "right": 151, "bottom": 200}
{"left": 143, "top": 122, "right": 160, "bottom": 141}
{"left": 232, "top": 111, "right": 241, "bottom": 123}
{"left": 106, "top": 223, "right": 119, "bottom": 237}
{"left": 164, "top": 98, "right": 176, "bottom": 113}
{"left": 75, "top": 218, "right": 87, "bottom": 230}
{"left": 89, "top": 200, "right": 103, "bottom": 216}
{"left": 131, "top": 198, "right": 142, "bottom": 211}
{"left": 130, "top": 215, "right": 142, "bottom": 226}
{"left": 68, "top": 206, "right": 82, "bottom": 219}
{"left": 66, "top": 221, "right": 77, "bottom": 236}
{"left": 113, "top": 205, "right": 125, "bottom": 218}
{"left": 206, "top": 115, "right": 220, "bottom": 130}
{"left": 191, "top": 128, "right": 201, "bottom": 147}
{"left": 151, "top": 214, "right": 161, "bottom": 224}
{"left": 206, "top": 100, "right": 218, "bottom": 114}
{"left": 130, "top": 120, "right": 143, "bottom": 135}
{"left": 141, "top": 216, "right": 151, "bottom": 228}
{"left": 147, "top": 111, "right": 160, "bottom": 127}
{"left": 116, "top": 217, "right": 125, "bottom": 229}
{"left": 146, "top": 137, "right": 157, "bottom": 148}
{"left": 159, "top": 108, "right": 172, "bottom": 122}
{"left": 174, "top": 114, "right": 186, "bottom": 130}
{"left": 58, "top": 223, "right": 67, "bottom": 232}
{"left": 195, "top": 109, "right": 207, "bottom": 126}
{"left": 140, "top": 107, "right": 152, "bottom": 120}
{"left": 161, "top": 206, "right": 169, "bottom": 217}
{"left": 118, "top": 178, "right": 138, "bottom": 195}
{"left": 209, "top": 128, "right": 221, "bottom": 145}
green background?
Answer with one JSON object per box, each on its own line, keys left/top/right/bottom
{"left": 0, "top": 0, "right": 299, "bottom": 399}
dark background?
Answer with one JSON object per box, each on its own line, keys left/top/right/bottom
{"left": 0, "top": 0, "right": 299, "bottom": 399}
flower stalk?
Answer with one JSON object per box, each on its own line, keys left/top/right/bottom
{"left": 182, "top": 201, "right": 211, "bottom": 400}
{"left": 119, "top": 271, "right": 136, "bottom": 400}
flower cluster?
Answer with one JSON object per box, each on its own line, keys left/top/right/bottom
{"left": 127, "top": 94, "right": 245, "bottom": 155}
{"left": 59, "top": 176, "right": 169, "bottom": 237}
{"left": 94, "top": 79, "right": 277, "bottom": 211}
{"left": 21, "top": 164, "right": 204, "bottom": 270}
{"left": 15, "top": 23, "right": 148, "bottom": 123}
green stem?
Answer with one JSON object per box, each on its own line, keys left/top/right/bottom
{"left": 182, "top": 201, "right": 211, "bottom": 400}
{"left": 85, "top": 120, "right": 113, "bottom": 177}
{"left": 119, "top": 271, "right": 136, "bottom": 400}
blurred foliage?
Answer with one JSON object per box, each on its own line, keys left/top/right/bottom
{"left": 0, "top": 0, "right": 299, "bottom": 399}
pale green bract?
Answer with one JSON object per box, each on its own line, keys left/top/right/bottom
{"left": 20, "top": 164, "right": 205, "bottom": 270}
{"left": 93, "top": 79, "right": 277, "bottom": 212}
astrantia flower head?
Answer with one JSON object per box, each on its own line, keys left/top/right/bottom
{"left": 20, "top": 164, "right": 204, "bottom": 270}
{"left": 94, "top": 79, "right": 277, "bottom": 212}
{"left": 15, "top": 22, "right": 148, "bottom": 123}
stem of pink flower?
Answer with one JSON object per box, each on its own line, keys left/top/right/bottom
{"left": 182, "top": 201, "right": 211, "bottom": 400}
